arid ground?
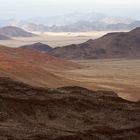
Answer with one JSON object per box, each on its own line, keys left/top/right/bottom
{"left": 59, "top": 59, "right": 140, "bottom": 101}
{"left": 0, "top": 30, "right": 139, "bottom": 102}
{"left": 0, "top": 31, "right": 128, "bottom": 48}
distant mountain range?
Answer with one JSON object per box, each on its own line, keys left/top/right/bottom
{"left": 24, "top": 20, "right": 140, "bottom": 32}
{"left": 21, "top": 28, "right": 140, "bottom": 59}
{"left": 0, "top": 12, "right": 140, "bottom": 32}
{"left": 22, "top": 12, "right": 134, "bottom": 26}
{"left": 0, "top": 18, "right": 18, "bottom": 27}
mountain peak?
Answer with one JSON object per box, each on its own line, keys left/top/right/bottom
{"left": 34, "top": 42, "right": 43, "bottom": 45}
{"left": 130, "top": 27, "right": 140, "bottom": 33}
{"left": 86, "top": 39, "right": 94, "bottom": 43}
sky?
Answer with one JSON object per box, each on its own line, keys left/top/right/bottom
{"left": 0, "top": 0, "right": 140, "bottom": 19}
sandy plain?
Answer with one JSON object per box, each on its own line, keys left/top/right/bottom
{"left": 58, "top": 59, "right": 140, "bottom": 101}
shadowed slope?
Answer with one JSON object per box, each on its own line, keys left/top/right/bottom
{"left": 50, "top": 28, "right": 140, "bottom": 59}
{"left": 0, "top": 26, "right": 35, "bottom": 37}
{"left": 0, "top": 34, "right": 11, "bottom": 40}
{"left": 21, "top": 42, "right": 53, "bottom": 52}
{"left": 0, "top": 77, "right": 139, "bottom": 140}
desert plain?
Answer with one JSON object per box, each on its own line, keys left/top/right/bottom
{"left": 59, "top": 59, "right": 140, "bottom": 101}
{"left": 0, "top": 30, "right": 139, "bottom": 102}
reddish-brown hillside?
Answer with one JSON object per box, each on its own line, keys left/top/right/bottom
{"left": 0, "top": 45, "right": 80, "bottom": 87}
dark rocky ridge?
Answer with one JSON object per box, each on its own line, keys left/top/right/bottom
{"left": 21, "top": 42, "right": 52, "bottom": 52}
{"left": 49, "top": 28, "right": 140, "bottom": 59}
{"left": 18, "top": 28, "right": 140, "bottom": 59}
{"left": 0, "top": 77, "right": 139, "bottom": 140}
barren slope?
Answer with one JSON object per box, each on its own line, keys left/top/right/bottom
{"left": 0, "top": 34, "right": 11, "bottom": 40}
{"left": 0, "top": 26, "right": 35, "bottom": 37}
{"left": 0, "top": 45, "right": 80, "bottom": 87}
{"left": 21, "top": 42, "right": 52, "bottom": 52}
{"left": 50, "top": 27, "right": 140, "bottom": 59}
{"left": 0, "top": 77, "right": 139, "bottom": 140}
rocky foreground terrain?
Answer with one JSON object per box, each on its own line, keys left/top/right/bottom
{"left": 0, "top": 77, "right": 139, "bottom": 140}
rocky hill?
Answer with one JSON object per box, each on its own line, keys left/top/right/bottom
{"left": 21, "top": 42, "right": 52, "bottom": 52}
{"left": 0, "top": 34, "right": 11, "bottom": 40}
{"left": 50, "top": 28, "right": 140, "bottom": 59}
{"left": 0, "top": 26, "right": 35, "bottom": 37}
{"left": 0, "top": 77, "right": 139, "bottom": 140}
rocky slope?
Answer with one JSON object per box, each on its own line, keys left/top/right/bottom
{"left": 0, "top": 34, "right": 11, "bottom": 40}
{"left": 50, "top": 28, "right": 140, "bottom": 59}
{"left": 21, "top": 42, "right": 52, "bottom": 52}
{"left": 0, "top": 26, "right": 35, "bottom": 37}
{"left": 0, "top": 77, "right": 139, "bottom": 140}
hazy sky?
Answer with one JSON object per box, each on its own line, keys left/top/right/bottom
{"left": 0, "top": 0, "right": 140, "bottom": 19}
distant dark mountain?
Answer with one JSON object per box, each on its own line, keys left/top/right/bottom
{"left": 0, "top": 34, "right": 11, "bottom": 40}
{"left": 0, "top": 77, "right": 139, "bottom": 139}
{"left": 21, "top": 42, "right": 52, "bottom": 52}
{"left": 0, "top": 26, "right": 35, "bottom": 37}
{"left": 49, "top": 28, "right": 140, "bottom": 59}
